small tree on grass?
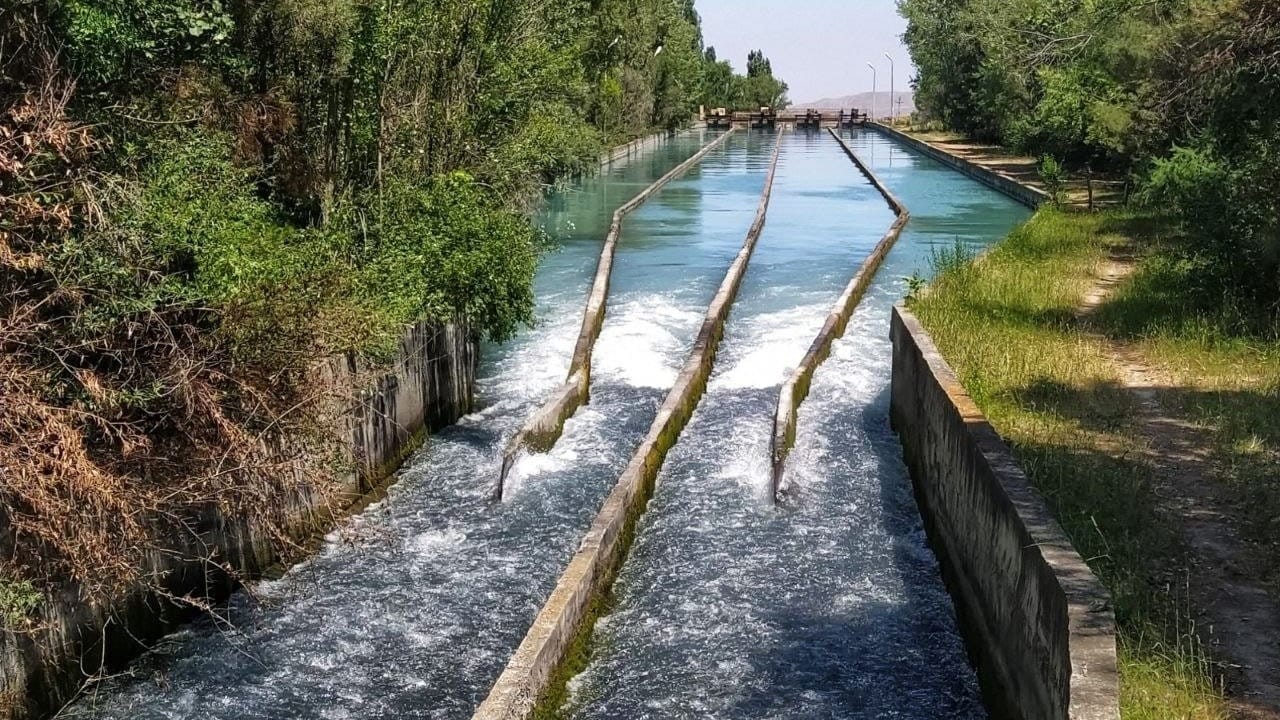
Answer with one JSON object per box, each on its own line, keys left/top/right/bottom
{"left": 1039, "top": 155, "right": 1067, "bottom": 206}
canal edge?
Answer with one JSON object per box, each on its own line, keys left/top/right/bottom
{"left": 867, "top": 122, "right": 1049, "bottom": 209}
{"left": 890, "top": 305, "right": 1120, "bottom": 719}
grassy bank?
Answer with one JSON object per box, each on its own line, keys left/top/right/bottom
{"left": 909, "top": 209, "right": 1250, "bottom": 718}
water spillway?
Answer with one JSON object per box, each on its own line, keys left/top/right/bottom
{"left": 564, "top": 129, "right": 1030, "bottom": 719}
{"left": 68, "top": 128, "right": 1030, "bottom": 720}
{"left": 496, "top": 129, "right": 737, "bottom": 495}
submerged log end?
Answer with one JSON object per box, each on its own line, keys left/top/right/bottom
{"left": 495, "top": 430, "right": 528, "bottom": 501}
{"left": 494, "top": 370, "right": 591, "bottom": 502}
{"left": 770, "top": 385, "right": 798, "bottom": 504}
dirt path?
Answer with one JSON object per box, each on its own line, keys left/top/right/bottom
{"left": 1076, "top": 248, "right": 1280, "bottom": 719}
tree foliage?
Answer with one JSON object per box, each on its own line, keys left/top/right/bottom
{"left": 900, "top": 0, "right": 1280, "bottom": 321}
{"left": 699, "top": 47, "right": 789, "bottom": 110}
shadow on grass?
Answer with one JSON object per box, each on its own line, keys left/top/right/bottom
{"left": 1003, "top": 372, "right": 1280, "bottom": 597}
{"left": 1005, "top": 376, "right": 1131, "bottom": 433}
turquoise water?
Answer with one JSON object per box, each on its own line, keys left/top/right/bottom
{"left": 68, "top": 128, "right": 1030, "bottom": 719}
{"left": 566, "top": 128, "right": 1030, "bottom": 719}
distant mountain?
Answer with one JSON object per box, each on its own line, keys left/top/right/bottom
{"left": 792, "top": 91, "right": 915, "bottom": 118}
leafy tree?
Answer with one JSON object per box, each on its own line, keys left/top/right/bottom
{"left": 747, "top": 49, "right": 772, "bottom": 78}
{"left": 900, "top": 0, "right": 1280, "bottom": 319}
{"left": 701, "top": 47, "right": 736, "bottom": 108}
{"left": 697, "top": 48, "right": 788, "bottom": 109}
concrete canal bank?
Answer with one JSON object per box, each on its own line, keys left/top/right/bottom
{"left": 890, "top": 307, "right": 1119, "bottom": 720}
{"left": 877, "top": 127, "right": 1118, "bottom": 719}
{"left": 869, "top": 123, "right": 1049, "bottom": 209}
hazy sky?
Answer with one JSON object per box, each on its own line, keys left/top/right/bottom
{"left": 695, "top": 0, "right": 915, "bottom": 103}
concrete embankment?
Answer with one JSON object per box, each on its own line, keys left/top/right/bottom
{"left": 769, "top": 128, "right": 909, "bottom": 499}
{"left": 889, "top": 305, "right": 1119, "bottom": 720}
{"left": 600, "top": 130, "right": 677, "bottom": 165}
{"left": 868, "top": 123, "right": 1048, "bottom": 209}
{"left": 0, "top": 319, "right": 476, "bottom": 720}
{"left": 496, "top": 129, "right": 737, "bottom": 498}
{"left": 472, "top": 130, "right": 785, "bottom": 720}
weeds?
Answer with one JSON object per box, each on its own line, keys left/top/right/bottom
{"left": 0, "top": 579, "right": 41, "bottom": 629}
{"left": 928, "top": 237, "right": 976, "bottom": 276}
{"left": 1038, "top": 155, "right": 1066, "bottom": 206}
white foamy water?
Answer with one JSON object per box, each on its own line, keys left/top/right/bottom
{"left": 592, "top": 293, "right": 703, "bottom": 388}
{"left": 66, "top": 129, "right": 784, "bottom": 720}
{"left": 713, "top": 302, "right": 829, "bottom": 390}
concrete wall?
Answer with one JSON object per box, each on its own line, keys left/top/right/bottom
{"left": 868, "top": 123, "right": 1048, "bottom": 209}
{"left": 0, "top": 318, "right": 477, "bottom": 720}
{"left": 496, "top": 129, "right": 737, "bottom": 497}
{"left": 600, "top": 130, "right": 676, "bottom": 166}
{"left": 889, "top": 306, "right": 1118, "bottom": 720}
{"left": 770, "top": 129, "right": 909, "bottom": 499}
{"left": 472, "top": 131, "right": 786, "bottom": 720}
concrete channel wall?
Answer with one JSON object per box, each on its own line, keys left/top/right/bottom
{"left": 868, "top": 123, "right": 1049, "bottom": 209}
{"left": 890, "top": 306, "right": 1119, "bottom": 720}
{"left": 769, "top": 129, "right": 910, "bottom": 499}
{"left": 600, "top": 130, "right": 675, "bottom": 165}
{"left": 473, "top": 131, "right": 786, "bottom": 720}
{"left": 496, "top": 129, "right": 737, "bottom": 498}
{"left": 0, "top": 319, "right": 477, "bottom": 720}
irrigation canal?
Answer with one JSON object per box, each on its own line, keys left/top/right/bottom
{"left": 68, "top": 128, "right": 1030, "bottom": 719}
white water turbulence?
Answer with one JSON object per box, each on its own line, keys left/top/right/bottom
{"left": 565, "top": 128, "right": 1032, "bottom": 720}
{"left": 64, "top": 129, "right": 781, "bottom": 720}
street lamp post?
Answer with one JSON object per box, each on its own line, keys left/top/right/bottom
{"left": 883, "top": 52, "right": 895, "bottom": 126}
{"left": 866, "top": 62, "right": 876, "bottom": 123}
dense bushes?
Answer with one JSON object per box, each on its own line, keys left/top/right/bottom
{"left": 343, "top": 172, "right": 543, "bottom": 358}
{"left": 900, "top": 0, "right": 1280, "bottom": 325}
{"left": 1144, "top": 135, "right": 1280, "bottom": 325}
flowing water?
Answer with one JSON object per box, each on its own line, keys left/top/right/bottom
{"left": 565, "top": 128, "right": 1030, "bottom": 720}
{"left": 69, "top": 128, "right": 1029, "bottom": 720}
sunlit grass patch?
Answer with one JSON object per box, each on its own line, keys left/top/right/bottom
{"left": 1121, "top": 639, "right": 1228, "bottom": 720}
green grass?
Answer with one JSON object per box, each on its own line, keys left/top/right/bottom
{"left": 0, "top": 578, "right": 41, "bottom": 629}
{"left": 910, "top": 208, "right": 1230, "bottom": 719}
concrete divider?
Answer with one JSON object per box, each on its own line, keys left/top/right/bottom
{"left": 890, "top": 305, "right": 1119, "bottom": 720}
{"left": 769, "top": 129, "right": 909, "bottom": 499}
{"left": 472, "top": 130, "right": 785, "bottom": 720}
{"left": 868, "top": 122, "right": 1049, "bottom": 209}
{"left": 600, "top": 130, "right": 676, "bottom": 166}
{"left": 495, "top": 129, "right": 737, "bottom": 499}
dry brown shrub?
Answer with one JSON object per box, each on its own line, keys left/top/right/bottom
{"left": 0, "top": 11, "right": 353, "bottom": 612}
